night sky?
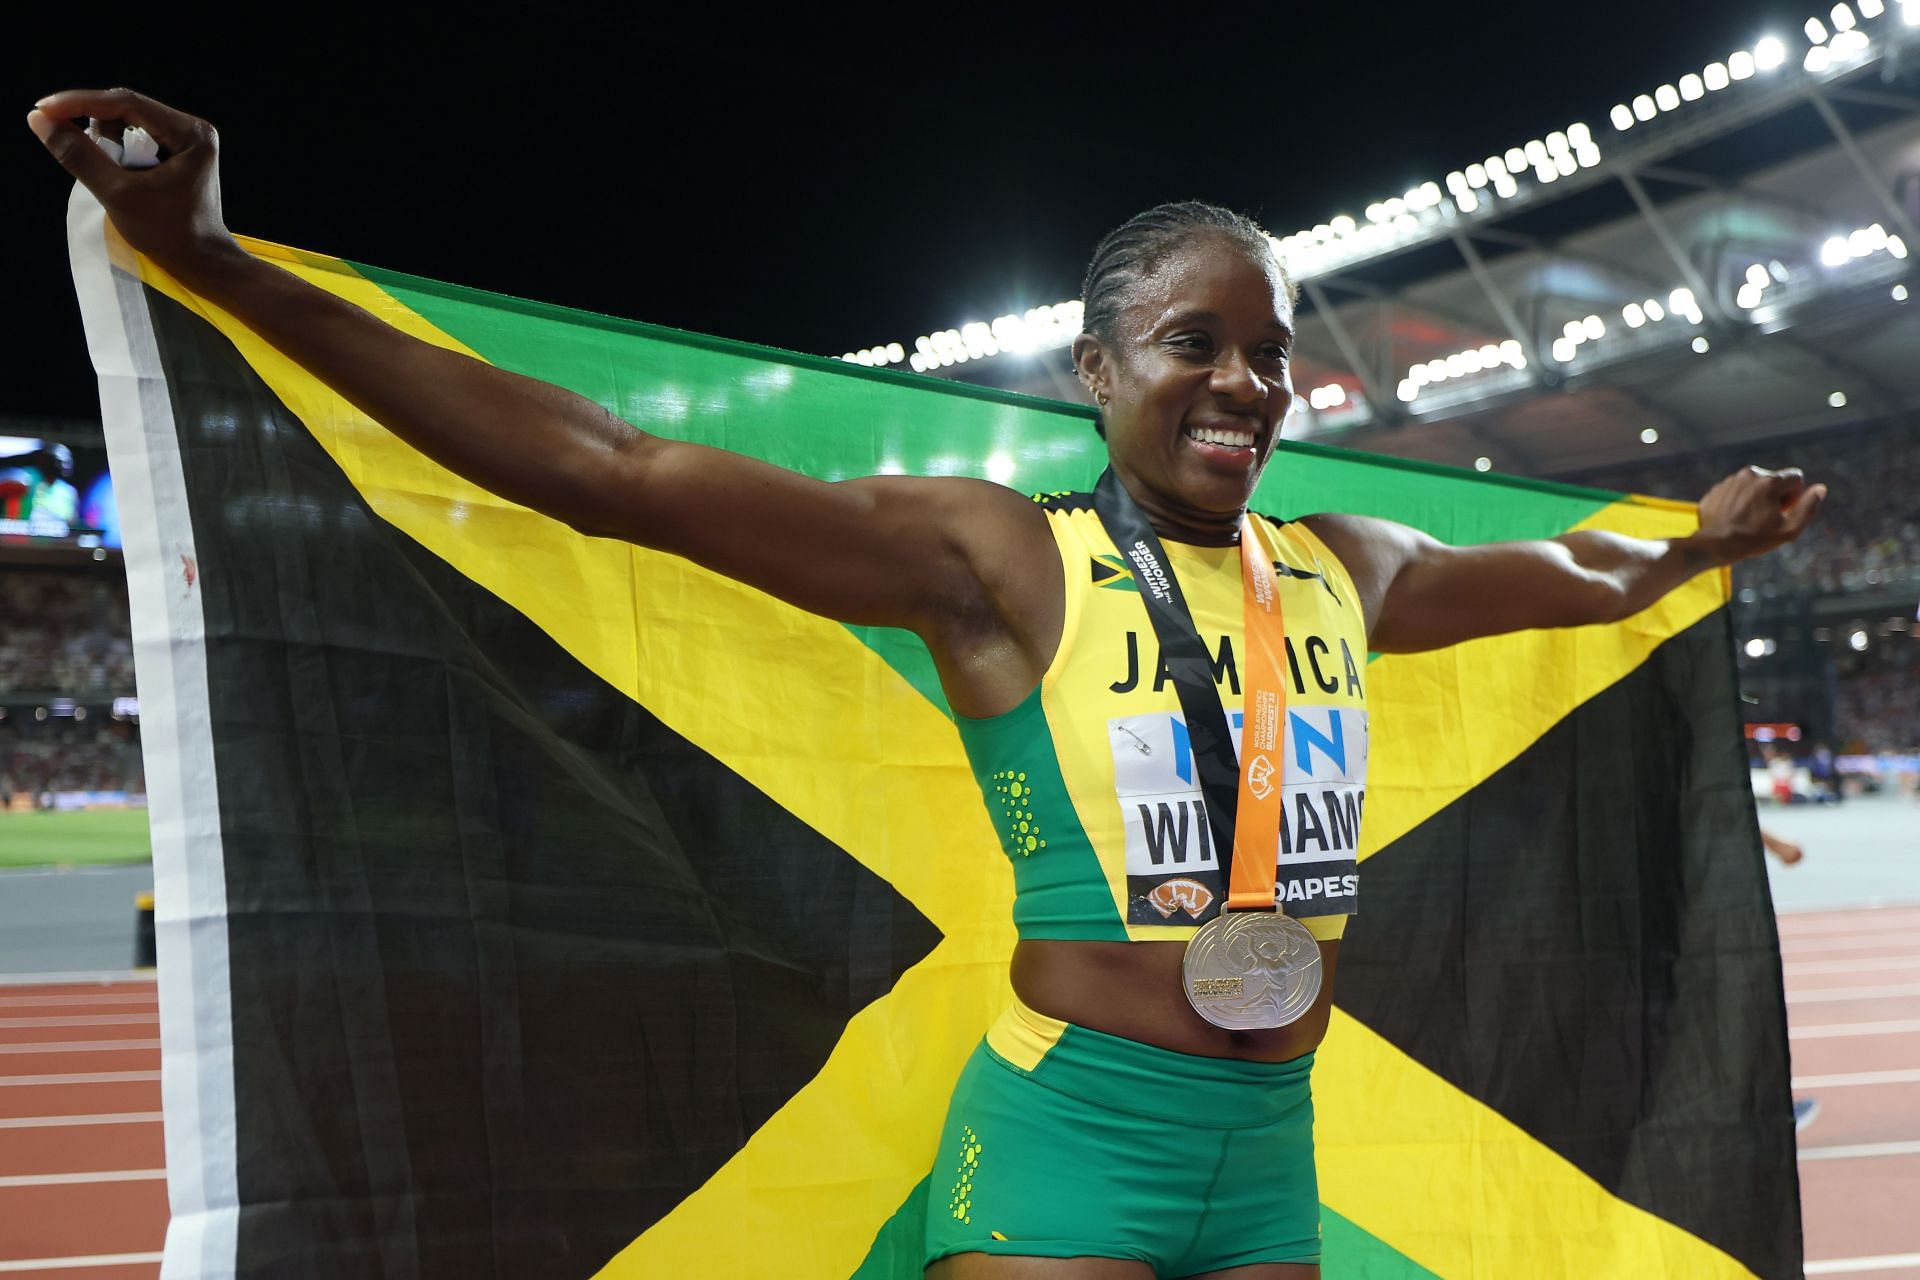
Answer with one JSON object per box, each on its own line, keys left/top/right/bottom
{"left": 14, "top": 3, "right": 1820, "bottom": 422}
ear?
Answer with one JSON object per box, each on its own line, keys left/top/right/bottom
{"left": 1071, "top": 334, "right": 1109, "bottom": 401}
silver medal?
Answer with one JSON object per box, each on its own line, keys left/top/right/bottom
{"left": 1182, "top": 911, "right": 1323, "bottom": 1030}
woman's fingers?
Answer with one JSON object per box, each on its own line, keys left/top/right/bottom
{"left": 27, "top": 109, "right": 126, "bottom": 198}
{"left": 33, "top": 88, "right": 211, "bottom": 155}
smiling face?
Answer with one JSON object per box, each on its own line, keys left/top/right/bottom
{"left": 1073, "top": 232, "right": 1296, "bottom": 538}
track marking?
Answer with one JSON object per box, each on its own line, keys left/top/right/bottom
{"left": 1786, "top": 983, "right": 1920, "bottom": 1005}
{"left": 0, "top": 1254, "right": 164, "bottom": 1274}
{"left": 1785, "top": 956, "right": 1920, "bottom": 977}
{"left": 1781, "top": 907, "right": 1920, "bottom": 932}
{"left": 1799, "top": 1140, "right": 1920, "bottom": 1161}
{"left": 0, "top": 1040, "right": 160, "bottom": 1056}
{"left": 1781, "top": 933, "right": 1920, "bottom": 954}
{"left": 0, "top": 994, "right": 159, "bottom": 1009}
{"left": 1792, "top": 1019, "right": 1920, "bottom": 1040}
{"left": 0, "top": 1015, "right": 158, "bottom": 1029}
{"left": 0, "top": 972, "right": 152, "bottom": 988}
{"left": 0, "top": 1112, "right": 162, "bottom": 1130}
{"left": 1791, "top": 1068, "right": 1920, "bottom": 1088}
{"left": 0, "top": 1168, "right": 165, "bottom": 1188}
{"left": 1805, "top": 1254, "right": 1920, "bottom": 1276}
{"left": 0, "top": 1071, "right": 160, "bottom": 1087}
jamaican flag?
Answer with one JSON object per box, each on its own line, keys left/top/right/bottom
{"left": 66, "top": 186, "right": 1800, "bottom": 1279}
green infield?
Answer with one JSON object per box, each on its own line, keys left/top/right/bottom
{"left": 0, "top": 808, "right": 154, "bottom": 868}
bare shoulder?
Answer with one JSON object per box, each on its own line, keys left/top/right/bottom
{"left": 1296, "top": 512, "right": 1430, "bottom": 638}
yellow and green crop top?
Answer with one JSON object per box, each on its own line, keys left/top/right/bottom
{"left": 955, "top": 493, "right": 1368, "bottom": 943}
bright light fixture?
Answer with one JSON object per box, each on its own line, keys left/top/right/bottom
{"left": 1641, "top": 427, "right": 1660, "bottom": 443}
{"left": 1704, "top": 61, "right": 1731, "bottom": 90}
{"left": 1730, "top": 49, "right": 1759, "bottom": 78}
{"left": 1474, "top": 456, "right": 1493, "bottom": 472}
{"left": 1692, "top": 336, "right": 1711, "bottom": 353}
{"left": 1829, "top": 390, "right": 1849, "bottom": 407}
{"left": 1680, "top": 73, "right": 1706, "bottom": 101}
{"left": 1745, "top": 638, "right": 1767, "bottom": 658}
{"left": 1806, "top": 45, "right": 1834, "bottom": 71}
{"left": 1806, "top": 16, "right": 1830, "bottom": 40}
{"left": 1655, "top": 83, "right": 1681, "bottom": 111}
{"left": 1582, "top": 314, "right": 1606, "bottom": 340}
{"left": 1862, "top": 0, "right": 1885, "bottom": 16}
{"left": 1894, "top": 283, "right": 1910, "bottom": 301}
{"left": 1632, "top": 94, "right": 1658, "bottom": 121}
{"left": 1820, "top": 235, "right": 1852, "bottom": 266}
{"left": 1623, "top": 302, "right": 1647, "bottom": 327}
{"left": 1754, "top": 37, "right": 1786, "bottom": 69}
{"left": 1832, "top": 3, "right": 1857, "bottom": 31}
{"left": 1747, "top": 263, "right": 1771, "bottom": 288}
{"left": 1831, "top": 28, "right": 1870, "bottom": 55}
{"left": 1849, "top": 629, "right": 1869, "bottom": 651}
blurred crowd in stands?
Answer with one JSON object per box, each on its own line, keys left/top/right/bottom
{"left": 0, "top": 569, "right": 135, "bottom": 693}
{"left": 1832, "top": 636, "right": 1920, "bottom": 756}
{"left": 1586, "top": 417, "right": 1920, "bottom": 599}
{"left": 1, "top": 568, "right": 143, "bottom": 804}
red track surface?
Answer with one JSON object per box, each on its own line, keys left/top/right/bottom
{"left": 1, "top": 909, "right": 1915, "bottom": 1277}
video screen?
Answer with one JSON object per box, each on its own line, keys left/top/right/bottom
{"left": 0, "top": 436, "right": 119, "bottom": 549}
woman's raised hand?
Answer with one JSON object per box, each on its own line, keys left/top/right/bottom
{"left": 28, "top": 89, "right": 240, "bottom": 275}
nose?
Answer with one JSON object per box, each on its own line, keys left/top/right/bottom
{"left": 1210, "top": 350, "right": 1273, "bottom": 408}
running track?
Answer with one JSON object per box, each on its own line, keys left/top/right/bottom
{"left": 1, "top": 907, "right": 1916, "bottom": 1278}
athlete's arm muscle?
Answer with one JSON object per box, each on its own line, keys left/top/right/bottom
{"left": 28, "top": 88, "right": 1056, "bottom": 651}
{"left": 1305, "top": 465, "right": 1824, "bottom": 654}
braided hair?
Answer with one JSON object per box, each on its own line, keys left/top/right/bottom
{"left": 1079, "top": 201, "right": 1295, "bottom": 437}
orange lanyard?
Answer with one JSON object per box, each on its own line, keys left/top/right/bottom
{"left": 1227, "top": 516, "right": 1288, "bottom": 912}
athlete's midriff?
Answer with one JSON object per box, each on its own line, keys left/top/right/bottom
{"left": 1011, "top": 937, "right": 1338, "bottom": 1062}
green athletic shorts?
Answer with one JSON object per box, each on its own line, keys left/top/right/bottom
{"left": 923, "top": 996, "right": 1321, "bottom": 1274}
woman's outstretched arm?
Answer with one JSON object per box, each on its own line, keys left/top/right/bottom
{"left": 29, "top": 88, "right": 1052, "bottom": 643}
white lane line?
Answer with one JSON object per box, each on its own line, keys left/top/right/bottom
{"left": 1783, "top": 933, "right": 1920, "bottom": 954}
{"left": 1792, "top": 1019, "right": 1920, "bottom": 1039}
{"left": 0, "top": 994, "right": 158, "bottom": 1009}
{"left": 0, "top": 1040, "right": 160, "bottom": 1056}
{"left": 0, "top": 1014, "right": 158, "bottom": 1029}
{"left": 1805, "top": 1254, "right": 1920, "bottom": 1276}
{"left": 1787, "top": 984, "right": 1920, "bottom": 1005}
{"left": 0, "top": 1112, "right": 162, "bottom": 1130}
{"left": 0, "top": 1167, "right": 165, "bottom": 1188}
{"left": 0, "top": 1254, "right": 165, "bottom": 1273}
{"left": 1792, "top": 1068, "right": 1920, "bottom": 1088}
{"left": 1774, "top": 917, "right": 1920, "bottom": 936}
{"left": 0, "top": 971, "right": 152, "bottom": 989}
{"left": 1799, "top": 1139, "right": 1920, "bottom": 1161}
{"left": 0, "top": 1071, "right": 160, "bottom": 1087}
{"left": 1785, "top": 956, "right": 1920, "bottom": 977}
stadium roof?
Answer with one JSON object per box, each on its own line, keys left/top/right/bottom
{"left": 879, "top": 3, "right": 1920, "bottom": 480}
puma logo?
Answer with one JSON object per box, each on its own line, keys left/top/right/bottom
{"left": 1146, "top": 877, "right": 1216, "bottom": 920}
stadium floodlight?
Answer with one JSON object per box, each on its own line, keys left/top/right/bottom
{"left": 1747, "top": 263, "right": 1771, "bottom": 288}
{"left": 1465, "top": 164, "right": 1489, "bottom": 188}
{"left": 1831, "top": 28, "right": 1870, "bottom": 55}
{"left": 1849, "top": 628, "right": 1869, "bottom": 650}
{"left": 1644, "top": 298, "right": 1666, "bottom": 321}
{"left": 1396, "top": 378, "right": 1418, "bottom": 402}
{"left": 1820, "top": 235, "right": 1852, "bottom": 265}
{"left": 1623, "top": 302, "right": 1647, "bottom": 327}
{"left": 1805, "top": 16, "right": 1830, "bottom": 41}
{"left": 1523, "top": 139, "right": 1549, "bottom": 166}
{"left": 1754, "top": 37, "right": 1785, "bottom": 69}
{"left": 1474, "top": 457, "right": 1493, "bottom": 472}
{"left": 1330, "top": 214, "right": 1357, "bottom": 235}
{"left": 1611, "top": 103, "right": 1635, "bottom": 130}
{"left": 1831, "top": 3, "right": 1857, "bottom": 31}
{"left": 1807, "top": 43, "right": 1834, "bottom": 70}
{"left": 1554, "top": 153, "right": 1578, "bottom": 176}
{"left": 1890, "top": 235, "right": 1909, "bottom": 258}
{"left": 1829, "top": 390, "right": 1849, "bottom": 407}
{"left": 1692, "top": 336, "right": 1711, "bottom": 353}
{"left": 1893, "top": 283, "right": 1910, "bottom": 301}
{"left": 1730, "top": 49, "right": 1759, "bottom": 78}
{"left": 1654, "top": 83, "right": 1681, "bottom": 111}
{"left": 1582, "top": 314, "right": 1606, "bottom": 340}
{"left": 1504, "top": 146, "right": 1528, "bottom": 171}
{"left": 1574, "top": 144, "right": 1603, "bottom": 168}
{"left": 1907, "top": 0, "right": 1920, "bottom": 27}
{"left": 1704, "top": 61, "right": 1731, "bottom": 90}
{"left": 1736, "top": 281, "right": 1764, "bottom": 308}
{"left": 1641, "top": 427, "right": 1660, "bottom": 444}
{"left": 1567, "top": 122, "right": 1593, "bottom": 148}
{"left": 1669, "top": 288, "right": 1704, "bottom": 324}
{"left": 1861, "top": 0, "right": 1884, "bottom": 15}
{"left": 1563, "top": 320, "right": 1586, "bottom": 342}
{"left": 1680, "top": 73, "right": 1706, "bottom": 101}
{"left": 1744, "top": 637, "right": 1767, "bottom": 658}
{"left": 1552, "top": 336, "right": 1578, "bottom": 362}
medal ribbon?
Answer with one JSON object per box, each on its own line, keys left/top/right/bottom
{"left": 1090, "top": 469, "right": 1289, "bottom": 917}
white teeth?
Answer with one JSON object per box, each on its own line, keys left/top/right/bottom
{"left": 1187, "top": 426, "right": 1255, "bottom": 448}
